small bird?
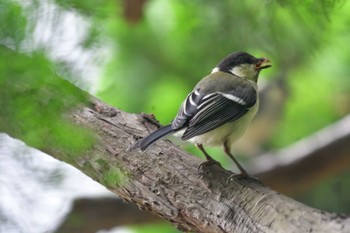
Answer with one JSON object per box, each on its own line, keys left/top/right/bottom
{"left": 133, "top": 51, "right": 271, "bottom": 175}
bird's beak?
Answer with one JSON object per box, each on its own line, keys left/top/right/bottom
{"left": 256, "top": 58, "right": 272, "bottom": 70}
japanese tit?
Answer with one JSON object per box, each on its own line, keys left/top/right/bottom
{"left": 133, "top": 51, "right": 271, "bottom": 174}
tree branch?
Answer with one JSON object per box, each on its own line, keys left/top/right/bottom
{"left": 65, "top": 98, "right": 349, "bottom": 232}
{"left": 56, "top": 116, "right": 350, "bottom": 232}
{"left": 250, "top": 115, "right": 350, "bottom": 195}
{"left": 56, "top": 197, "right": 161, "bottom": 233}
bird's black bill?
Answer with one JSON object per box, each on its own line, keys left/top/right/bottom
{"left": 256, "top": 58, "right": 272, "bottom": 70}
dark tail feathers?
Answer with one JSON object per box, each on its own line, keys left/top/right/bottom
{"left": 132, "top": 124, "right": 173, "bottom": 151}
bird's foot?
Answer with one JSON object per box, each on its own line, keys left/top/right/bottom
{"left": 198, "top": 159, "right": 222, "bottom": 171}
{"left": 227, "top": 172, "right": 261, "bottom": 184}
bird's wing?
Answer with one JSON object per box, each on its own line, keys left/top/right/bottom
{"left": 171, "top": 88, "right": 204, "bottom": 129}
{"left": 176, "top": 84, "right": 257, "bottom": 140}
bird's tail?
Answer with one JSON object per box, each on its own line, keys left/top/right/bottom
{"left": 132, "top": 124, "right": 173, "bottom": 151}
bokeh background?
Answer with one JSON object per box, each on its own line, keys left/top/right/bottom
{"left": 1, "top": 0, "right": 350, "bottom": 232}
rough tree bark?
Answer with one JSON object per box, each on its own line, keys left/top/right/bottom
{"left": 55, "top": 115, "right": 350, "bottom": 232}
{"left": 66, "top": 97, "right": 350, "bottom": 233}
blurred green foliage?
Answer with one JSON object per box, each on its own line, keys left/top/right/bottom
{"left": 0, "top": 0, "right": 27, "bottom": 49}
{"left": 1, "top": 0, "right": 350, "bottom": 231}
{"left": 0, "top": 46, "right": 94, "bottom": 162}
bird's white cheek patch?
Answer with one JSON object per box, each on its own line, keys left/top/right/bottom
{"left": 229, "top": 65, "right": 256, "bottom": 79}
{"left": 229, "top": 66, "right": 245, "bottom": 78}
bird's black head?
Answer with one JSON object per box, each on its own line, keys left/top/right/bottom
{"left": 212, "top": 51, "right": 271, "bottom": 81}
{"left": 216, "top": 52, "right": 258, "bottom": 70}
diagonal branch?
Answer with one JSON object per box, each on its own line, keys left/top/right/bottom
{"left": 64, "top": 97, "right": 350, "bottom": 233}
{"left": 56, "top": 116, "right": 350, "bottom": 231}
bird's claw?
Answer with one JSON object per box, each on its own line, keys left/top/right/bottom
{"left": 198, "top": 159, "right": 222, "bottom": 171}
{"left": 227, "top": 172, "right": 261, "bottom": 185}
